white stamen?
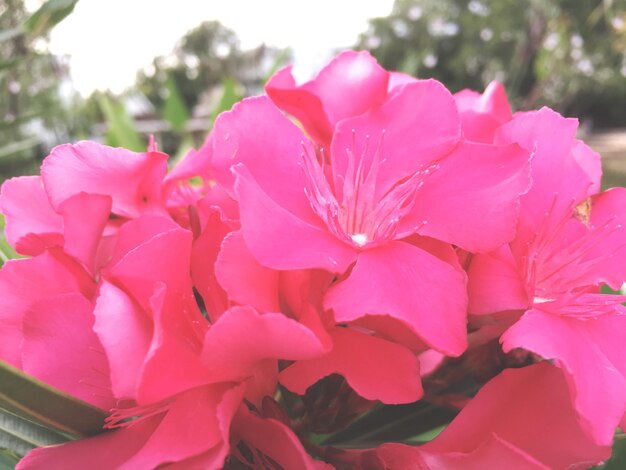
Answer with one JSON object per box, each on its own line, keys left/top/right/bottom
{"left": 350, "top": 233, "right": 368, "bottom": 247}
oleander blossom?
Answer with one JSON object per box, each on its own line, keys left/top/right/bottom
{"left": 0, "top": 50, "right": 624, "bottom": 469}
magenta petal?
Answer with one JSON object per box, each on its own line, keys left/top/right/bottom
{"left": 212, "top": 96, "right": 317, "bottom": 223}
{"left": 0, "top": 250, "right": 93, "bottom": 367}
{"left": 580, "top": 188, "right": 626, "bottom": 289}
{"left": 424, "top": 363, "right": 610, "bottom": 468}
{"left": 17, "top": 416, "right": 161, "bottom": 470}
{"left": 378, "top": 435, "right": 548, "bottom": 470}
{"left": 0, "top": 176, "right": 63, "bottom": 255}
{"left": 572, "top": 139, "right": 602, "bottom": 195}
{"left": 201, "top": 306, "right": 325, "bottom": 383}
{"left": 190, "top": 209, "right": 230, "bottom": 321}
{"left": 107, "top": 224, "right": 193, "bottom": 311}
{"left": 215, "top": 231, "right": 280, "bottom": 312}
{"left": 123, "top": 385, "right": 241, "bottom": 468}
{"left": 234, "top": 407, "right": 332, "bottom": 470}
{"left": 331, "top": 79, "right": 461, "bottom": 196}
{"left": 22, "top": 292, "right": 115, "bottom": 409}
{"left": 279, "top": 327, "right": 423, "bottom": 404}
{"left": 404, "top": 141, "right": 532, "bottom": 252}
{"left": 93, "top": 280, "right": 153, "bottom": 400}
{"left": 502, "top": 308, "right": 626, "bottom": 445}
{"left": 107, "top": 213, "right": 180, "bottom": 267}
{"left": 136, "top": 286, "right": 210, "bottom": 405}
{"left": 266, "top": 50, "right": 389, "bottom": 147}
{"left": 495, "top": 108, "right": 591, "bottom": 237}
{"left": 41, "top": 141, "right": 168, "bottom": 218}
{"left": 59, "top": 193, "right": 112, "bottom": 274}
{"left": 467, "top": 245, "right": 529, "bottom": 315}
{"left": 325, "top": 241, "right": 467, "bottom": 356}
{"left": 234, "top": 164, "right": 357, "bottom": 272}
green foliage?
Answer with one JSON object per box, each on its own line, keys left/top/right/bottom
{"left": 0, "top": 361, "right": 107, "bottom": 440}
{"left": 96, "top": 93, "right": 145, "bottom": 151}
{"left": 357, "top": 0, "right": 626, "bottom": 124}
{"left": 22, "top": 0, "right": 78, "bottom": 37}
{"left": 0, "top": 215, "right": 20, "bottom": 267}
{"left": 163, "top": 73, "right": 190, "bottom": 134}
{"left": 0, "top": 0, "right": 85, "bottom": 182}
{"left": 211, "top": 77, "right": 243, "bottom": 123}
{"left": 0, "top": 449, "right": 20, "bottom": 470}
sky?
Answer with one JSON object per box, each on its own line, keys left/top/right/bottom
{"left": 41, "top": 0, "right": 395, "bottom": 95}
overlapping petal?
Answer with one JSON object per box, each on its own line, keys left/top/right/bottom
{"left": 325, "top": 241, "right": 467, "bottom": 356}
{"left": 266, "top": 50, "right": 389, "bottom": 147}
{"left": 279, "top": 327, "right": 423, "bottom": 404}
{"left": 502, "top": 303, "right": 626, "bottom": 445}
{"left": 41, "top": 141, "right": 168, "bottom": 218}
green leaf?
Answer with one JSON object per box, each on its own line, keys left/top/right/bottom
{"left": 163, "top": 74, "right": 189, "bottom": 133}
{"left": 0, "top": 361, "right": 108, "bottom": 438}
{"left": 0, "top": 409, "right": 70, "bottom": 457}
{"left": 593, "top": 435, "right": 626, "bottom": 469}
{"left": 0, "top": 139, "right": 40, "bottom": 160}
{"left": 0, "top": 28, "right": 23, "bottom": 43}
{"left": 96, "top": 94, "right": 145, "bottom": 151}
{"left": 23, "top": 0, "right": 78, "bottom": 37}
{"left": 210, "top": 78, "right": 243, "bottom": 125}
{"left": 324, "top": 400, "right": 458, "bottom": 447}
{"left": 0, "top": 448, "right": 21, "bottom": 470}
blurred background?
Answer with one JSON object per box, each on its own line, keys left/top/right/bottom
{"left": 1, "top": 0, "right": 625, "bottom": 186}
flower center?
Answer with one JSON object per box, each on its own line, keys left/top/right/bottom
{"left": 300, "top": 130, "right": 434, "bottom": 249}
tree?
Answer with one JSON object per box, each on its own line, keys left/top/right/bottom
{"left": 135, "top": 21, "right": 288, "bottom": 114}
{"left": 357, "top": 0, "right": 626, "bottom": 125}
{"left": 0, "top": 0, "right": 83, "bottom": 180}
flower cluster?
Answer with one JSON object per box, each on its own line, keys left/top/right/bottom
{"left": 1, "top": 51, "right": 626, "bottom": 469}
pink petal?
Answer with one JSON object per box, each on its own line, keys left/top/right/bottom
{"left": 136, "top": 285, "right": 210, "bottom": 405}
{"left": 266, "top": 50, "right": 389, "bottom": 147}
{"left": 233, "top": 163, "right": 357, "bottom": 272}
{"left": 17, "top": 416, "right": 161, "bottom": 470}
{"left": 424, "top": 363, "right": 610, "bottom": 468}
{"left": 59, "top": 193, "right": 112, "bottom": 274}
{"left": 331, "top": 79, "right": 461, "bottom": 198}
{"left": 123, "top": 385, "right": 241, "bottom": 468}
{"left": 325, "top": 241, "right": 468, "bottom": 356}
{"left": 22, "top": 292, "right": 115, "bottom": 409}
{"left": 279, "top": 327, "right": 423, "bottom": 404}
{"left": 387, "top": 71, "right": 417, "bottom": 91}
{"left": 0, "top": 250, "right": 94, "bottom": 367}
{"left": 107, "top": 224, "right": 193, "bottom": 311}
{"left": 467, "top": 245, "right": 529, "bottom": 315}
{"left": 41, "top": 141, "right": 168, "bottom": 218}
{"left": 215, "top": 231, "right": 280, "bottom": 312}
{"left": 212, "top": 96, "right": 317, "bottom": 224}
{"left": 234, "top": 407, "right": 332, "bottom": 470}
{"left": 572, "top": 139, "right": 602, "bottom": 195}
{"left": 190, "top": 209, "right": 230, "bottom": 321}
{"left": 201, "top": 306, "right": 326, "bottom": 383}
{"left": 495, "top": 108, "right": 592, "bottom": 241}
{"left": 107, "top": 213, "right": 180, "bottom": 268}
{"left": 378, "top": 435, "right": 548, "bottom": 470}
{"left": 164, "top": 384, "right": 244, "bottom": 469}
{"left": 502, "top": 307, "right": 626, "bottom": 445}
{"left": 0, "top": 176, "right": 63, "bottom": 255}
{"left": 163, "top": 134, "right": 213, "bottom": 200}
{"left": 93, "top": 280, "right": 153, "bottom": 400}
{"left": 455, "top": 81, "right": 512, "bottom": 121}
{"left": 581, "top": 188, "right": 626, "bottom": 289}
{"left": 403, "top": 140, "right": 532, "bottom": 252}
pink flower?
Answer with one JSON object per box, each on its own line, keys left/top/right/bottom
{"left": 368, "top": 363, "right": 610, "bottom": 469}
{"left": 266, "top": 50, "right": 390, "bottom": 148}
{"left": 467, "top": 105, "right": 626, "bottom": 444}
{"left": 212, "top": 75, "right": 531, "bottom": 358}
